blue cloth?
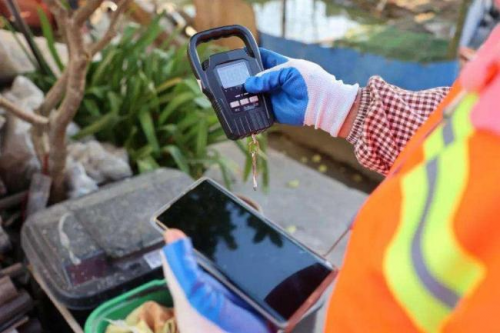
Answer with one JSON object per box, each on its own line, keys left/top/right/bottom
{"left": 245, "top": 48, "right": 359, "bottom": 137}
{"left": 245, "top": 48, "right": 308, "bottom": 126}
{"left": 259, "top": 33, "right": 459, "bottom": 91}
{"left": 163, "top": 239, "right": 270, "bottom": 333}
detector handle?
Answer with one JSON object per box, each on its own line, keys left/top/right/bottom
{"left": 188, "top": 25, "right": 263, "bottom": 88}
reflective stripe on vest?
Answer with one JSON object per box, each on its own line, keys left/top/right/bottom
{"left": 423, "top": 94, "right": 478, "bottom": 161}
{"left": 383, "top": 93, "right": 486, "bottom": 333}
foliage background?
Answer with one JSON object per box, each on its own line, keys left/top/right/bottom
{"left": 24, "top": 14, "right": 268, "bottom": 189}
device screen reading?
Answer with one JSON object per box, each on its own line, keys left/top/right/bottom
{"left": 157, "top": 180, "right": 332, "bottom": 321}
{"left": 217, "top": 61, "right": 251, "bottom": 88}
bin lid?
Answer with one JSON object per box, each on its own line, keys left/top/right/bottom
{"left": 22, "top": 168, "right": 193, "bottom": 309}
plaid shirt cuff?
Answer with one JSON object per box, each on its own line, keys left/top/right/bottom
{"left": 345, "top": 76, "right": 450, "bottom": 175}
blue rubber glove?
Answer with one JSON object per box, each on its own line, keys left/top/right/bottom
{"left": 245, "top": 48, "right": 359, "bottom": 136}
{"left": 161, "top": 229, "right": 271, "bottom": 333}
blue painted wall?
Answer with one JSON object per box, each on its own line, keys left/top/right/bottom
{"left": 259, "top": 33, "right": 459, "bottom": 91}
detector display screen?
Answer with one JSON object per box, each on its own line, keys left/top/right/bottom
{"left": 216, "top": 61, "right": 251, "bottom": 88}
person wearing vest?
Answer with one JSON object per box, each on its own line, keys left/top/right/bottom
{"left": 160, "top": 13, "right": 500, "bottom": 333}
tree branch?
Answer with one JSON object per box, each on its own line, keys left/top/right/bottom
{"left": 0, "top": 97, "right": 49, "bottom": 125}
{"left": 37, "top": 71, "right": 69, "bottom": 117}
{"left": 42, "top": 0, "right": 67, "bottom": 18}
{"left": 88, "top": 0, "right": 132, "bottom": 56}
{"left": 74, "top": 0, "right": 104, "bottom": 25}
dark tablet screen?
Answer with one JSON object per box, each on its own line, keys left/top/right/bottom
{"left": 157, "top": 180, "right": 332, "bottom": 321}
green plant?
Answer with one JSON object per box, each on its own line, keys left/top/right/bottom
{"left": 27, "top": 14, "right": 268, "bottom": 189}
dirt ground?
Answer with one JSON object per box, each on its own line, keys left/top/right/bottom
{"left": 268, "top": 133, "right": 380, "bottom": 194}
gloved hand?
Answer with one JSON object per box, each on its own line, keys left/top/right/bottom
{"left": 245, "top": 48, "right": 359, "bottom": 136}
{"left": 161, "top": 229, "right": 271, "bottom": 333}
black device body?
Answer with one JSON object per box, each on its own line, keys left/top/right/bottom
{"left": 188, "top": 25, "right": 274, "bottom": 140}
{"left": 151, "top": 178, "right": 337, "bottom": 331}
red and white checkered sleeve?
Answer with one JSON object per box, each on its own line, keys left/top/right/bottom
{"left": 346, "top": 76, "right": 450, "bottom": 175}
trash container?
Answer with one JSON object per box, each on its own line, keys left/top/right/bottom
{"left": 21, "top": 169, "right": 192, "bottom": 309}
{"left": 84, "top": 279, "right": 173, "bottom": 333}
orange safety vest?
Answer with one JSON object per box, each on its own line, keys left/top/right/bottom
{"left": 325, "top": 27, "right": 500, "bottom": 333}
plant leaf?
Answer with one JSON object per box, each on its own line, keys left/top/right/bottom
{"left": 82, "top": 99, "right": 101, "bottom": 117}
{"left": 184, "top": 78, "right": 202, "bottom": 93}
{"left": 138, "top": 108, "right": 160, "bottom": 153}
{"left": 73, "top": 112, "right": 117, "bottom": 140}
{"left": 196, "top": 115, "right": 208, "bottom": 157}
{"left": 107, "top": 91, "right": 122, "bottom": 114}
{"left": 163, "top": 145, "right": 190, "bottom": 174}
{"left": 91, "top": 48, "right": 117, "bottom": 86}
{"left": 137, "top": 156, "right": 160, "bottom": 173}
{"left": 130, "top": 15, "right": 162, "bottom": 54}
{"left": 124, "top": 126, "right": 138, "bottom": 150}
{"left": 158, "top": 92, "right": 193, "bottom": 125}
{"left": 194, "top": 96, "right": 212, "bottom": 109}
{"left": 37, "top": 7, "right": 64, "bottom": 71}
{"left": 130, "top": 145, "right": 154, "bottom": 160}
{"left": 216, "top": 155, "right": 238, "bottom": 189}
{"left": 86, "top": 86, "right": 108, "bottom": 99}
{"left": 6, "top": 8, "right": 54, "bottom": 76}
{"left": 216, "top": 158, "right": 232, "bottom": 189}
{"left": 155, "top": 77, "right": 182, "bottom": 95}
{"left": 207, "top": 127, "right": 226, "bottom": 144}
{"left": 1, "top": 17, "right": 38, "bottom": 68}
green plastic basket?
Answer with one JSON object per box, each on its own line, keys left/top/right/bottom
{"left": 84, "top": 280, "right": 173, "bottom": 333}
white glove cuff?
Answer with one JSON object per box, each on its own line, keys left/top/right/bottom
{"left": 304, "top": 79, "right": 359, "bottom": 137}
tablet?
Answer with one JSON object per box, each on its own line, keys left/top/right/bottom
{"left": 151, "top": 178, "right": 337, "bottom": 331}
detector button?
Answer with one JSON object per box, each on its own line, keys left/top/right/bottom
{"left": 249, "top": 96, "right": 259, "bottom": 103}
{"left": 240, "top": 98, "right": 249, "bottom": 105}
{"left": 230, "top": 101, "right": 240, "bottom": 108}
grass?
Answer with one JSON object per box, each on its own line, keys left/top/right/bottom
{"left": 334, "top": 25, "right": 453, "bottom": 62}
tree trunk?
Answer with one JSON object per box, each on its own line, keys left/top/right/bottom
{"left": 48, "top": 18, "right": 89, "bottom": 202}
{"left": 48, "top": 59, "right": 88, "bottom": 201}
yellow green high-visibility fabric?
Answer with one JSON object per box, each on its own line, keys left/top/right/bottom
{"left": 383, "top": 93, "right": 485, "bottom": 333}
